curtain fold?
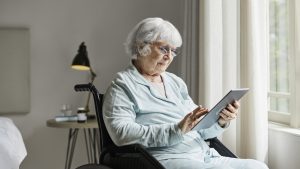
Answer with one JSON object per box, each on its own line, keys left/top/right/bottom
{"left": 239, "top": 0, "right": 269, "bottom": 162}
{"left": 180, "top": 0, "right": 199, "bottom": 102}
{"left": 181, "top": 0, "right": 269, "bottom": 163}
{"left": 198, "top": 0, "right": 223, "bottom": 108}
{"left": 221, "top": 0, "right": 239, "bottom": 154}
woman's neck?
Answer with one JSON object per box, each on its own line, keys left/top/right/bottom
{"left": 133, "top": 60, "right": 162, "bottom": 83}
{"left": 143, "top": 74, "right": 162, "bottom": 83}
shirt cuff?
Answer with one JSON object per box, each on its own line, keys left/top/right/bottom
{"left": 218, "top": 121, "right": 230, "bottom": 129}
{"left": 174, "top": 123, "right": 184, "bottom": 137}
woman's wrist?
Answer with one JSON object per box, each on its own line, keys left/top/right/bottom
{"left": 218, "top": 121, "right": 230, "bottom": 128}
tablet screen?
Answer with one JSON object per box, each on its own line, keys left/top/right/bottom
{"left": 192, "top": 88, "right": 249, "bottom": 131}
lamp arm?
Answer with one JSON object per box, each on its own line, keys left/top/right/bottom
{"left": 84, "top": 68, "right": 97, "bottom": 113}
{"left": 90, "top": 68, "right": 97, "bottom": 81}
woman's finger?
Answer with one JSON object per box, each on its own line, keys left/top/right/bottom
{"left": 194, "top": 108, "right": 208, "bottom": 119}
{"left": 192, "top": 106, "right": 201, "bottom": 113}
{"left": 190, "top": 107, "right": 207, "bottom": 120}
{"left": 219, "top": 112, "right": 228, "bottom": 120}
{"left": 221, "top": 110, "right": 236, "bottom": 120}
{"left": 226, "top": 104, "right": 236, "bottom": 113}
{"left": 233, "top": 100, "right": 240, "bottom": 109}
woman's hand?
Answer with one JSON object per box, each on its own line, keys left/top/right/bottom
{"left": 218, "top": 100, "right": 240, "bottom": 127}
{"left": 178, "top": 106, "right": 208, "bottom": 134}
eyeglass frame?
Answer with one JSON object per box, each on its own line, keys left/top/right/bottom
{"left": 143, "top": 41, "right": 180, "bottom": 57}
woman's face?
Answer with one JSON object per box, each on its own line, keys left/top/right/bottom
{"left": 136, "top": 41, "right": 177, "bottom": 75}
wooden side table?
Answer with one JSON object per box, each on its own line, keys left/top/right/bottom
{"left": 47, "top": 119, "right": 100, "bottom": 169}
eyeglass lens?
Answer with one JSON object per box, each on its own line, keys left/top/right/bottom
{"left": 159, "top": 46, "right": 178, "bottom": 57}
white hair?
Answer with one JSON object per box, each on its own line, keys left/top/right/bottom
{"left": 124, "top": 17, "right": 182, "bottom": 59}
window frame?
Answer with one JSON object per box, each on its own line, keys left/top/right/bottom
{"left": 268, "top": 0, "right": 300, "bottom": 127}
{"left": 289, "top": 0, "right": 300, "bottom": 128}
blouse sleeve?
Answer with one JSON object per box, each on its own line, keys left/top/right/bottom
{"left": 103, "top": 81, "right": 184, "bottom": 148}
{"left": 175, "top": 76, "right": 226, "bottom": 139}
{"left": 197, "top": 122, "right": 226, "bottom": 140}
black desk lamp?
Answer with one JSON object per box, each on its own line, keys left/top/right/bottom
{"left": 71, "top": 42, "right": 97, "bottom": 116}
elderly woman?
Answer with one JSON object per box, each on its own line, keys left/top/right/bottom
{"left": 103, "top": 17, "right": 268, "bottom": 169}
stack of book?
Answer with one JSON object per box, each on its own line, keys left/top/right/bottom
{"left": 55, "top": 115, "right": 78, "bottom": 122}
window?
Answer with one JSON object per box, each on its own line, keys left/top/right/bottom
{"left": 268, "top": 0, "right": 299, "bottom": 127}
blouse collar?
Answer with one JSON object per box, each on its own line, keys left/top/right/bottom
{"left": 126, "top": 61, "right": 176, "bottom": 104}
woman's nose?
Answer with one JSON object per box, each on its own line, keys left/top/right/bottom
{"left": 163, "top": 53, "right": 171, "bottom": 60}
{"left": 164, "top": 49, "right": 172, "bottom": 58}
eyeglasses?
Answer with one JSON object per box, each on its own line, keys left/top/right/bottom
{"left": 158, "top": 46, "right": 179, "bottom": 57}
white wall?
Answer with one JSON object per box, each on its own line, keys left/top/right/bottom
{"left": 0, "top": 0, "right": 182, "bottom": 169}
{"left": 2, "top": 1, "right": 300, "bottom": 169}
{"left": 268, "top": 128, "right": 300, "bottom": 169}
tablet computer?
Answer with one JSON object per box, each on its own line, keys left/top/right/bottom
{"left": 192, "top": 88, "right": 249, "bottom": 131}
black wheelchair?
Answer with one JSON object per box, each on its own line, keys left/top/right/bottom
{"left": 74, "top": 83, "right": 237, "bottom": 169}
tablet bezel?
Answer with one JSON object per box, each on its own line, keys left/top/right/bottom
{"left": 192, "top": 88, "right": 249, "bottom": 131}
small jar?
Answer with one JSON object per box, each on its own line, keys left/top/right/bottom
{"left": 77, "top": 107, "right": 87, "bottom": 123}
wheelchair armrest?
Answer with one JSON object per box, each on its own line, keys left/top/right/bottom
{"left": 206, "top": 137, "right": 238, "bottom": 158}
{"left": 131, "top": 144, "right": 165, "bottom": 168}
{"left": 101, "top": 144, "right": 165, "bottom": 169}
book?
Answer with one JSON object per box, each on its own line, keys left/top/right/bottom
{"left": 55, "top": 115, "right": 78, "bottom": 122}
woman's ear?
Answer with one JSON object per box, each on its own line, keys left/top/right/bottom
{"left": 137, "top": 44, "right": 151, "bottom": 56}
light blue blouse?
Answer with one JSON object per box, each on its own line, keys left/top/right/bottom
{"left": 102, "top": 64, "right": 225, "bottom": 162}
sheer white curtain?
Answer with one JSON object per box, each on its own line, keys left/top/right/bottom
{"left": 180, "top": 0, "right": 268, "bottom": 162}
{"left": 197, "top": 0, "right": 223, "bottom": 107}
{"left": 198, "top": 0, "right": 239, "bottom": 154}
{"left": 239, "top": 0, "right": 268, "bottom": 162}
{"left": 180, "top": 0, "right": 199, "bottom": 102}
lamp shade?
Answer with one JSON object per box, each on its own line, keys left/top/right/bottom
{"left": 71, "top": 42, "right": 90, "bottom": 71}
